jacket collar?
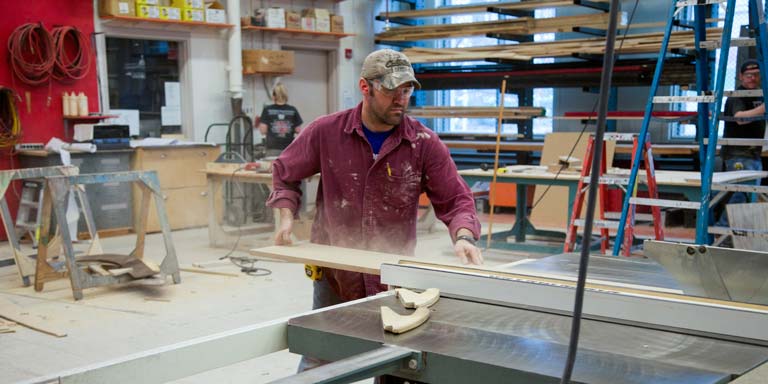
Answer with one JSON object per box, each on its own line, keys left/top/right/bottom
{"left": 344, "top": 102, "right": 418, "bottom": 142}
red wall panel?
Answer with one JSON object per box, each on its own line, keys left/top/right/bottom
{"left": 0, "top": 1, "right": 98, "bottom": 239}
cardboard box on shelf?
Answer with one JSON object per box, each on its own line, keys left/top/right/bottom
{"left": 265, "top": 7, "right": 286, "bottom": 28}
{"left": 99, "top": 0, "right": 135, "bottom": 17}
{"left": 251, "top": 9, "right": 265, "bottom": 26}
{"left": 205, "top": 1, "right": 226, "bottom": 23}
{"left": 182, "top": 8, "right": 205, "bottom": 21}
{"left": 159, "top": 6, "right": 181, "bottom": 20}
{"left": 331, "top": 15, "right": 344, "bottom": 33}
{"left": 137, "top": 4, "right": 161, "bottom": 18}
{"left": 300, "top": 17, "right": 315, "bottom": 31}
{"left": 171, "top": 0, "right": 203, "bottom": 9}
{"left": 242, "top": 50, "right": 294, "bottom": 74}
{"left": 285, "top": 11, "right": 301, "bottom": 30}
{"left": 302, "top": 8, "right": 330, "bottom": 32}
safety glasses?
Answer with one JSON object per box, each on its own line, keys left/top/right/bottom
{"left": 369, "top": 79, "right": 415, "bottom": 99}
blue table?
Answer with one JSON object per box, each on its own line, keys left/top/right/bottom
{"left": 460, "top": 166, "right": 767, "bottom": 254}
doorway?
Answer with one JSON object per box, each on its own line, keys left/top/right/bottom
{"left": 279, "top": 49, "right": 330, "bottom": 125}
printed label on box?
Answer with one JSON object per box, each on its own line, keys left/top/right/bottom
{"left": 119, "top": 3, "right": 129, "bottom": 13}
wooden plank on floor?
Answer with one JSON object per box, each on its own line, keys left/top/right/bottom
{"left": 250, "top": 244, "right": 409, "bottom": 275}
{"left": 0, "top": 297, "right": 67, "bottom": 337}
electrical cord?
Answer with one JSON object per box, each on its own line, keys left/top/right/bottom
{"left": 51, "top": 26, "right": 91, "bottom": 81}
{"left": 560, "top": 1, "right": 638, "bottom": 383}
{"left": 7, "top": 23, "right": 55, "bottom": 87}
{"left": 0, "top": 87, "right": 21, "bottom": 149}
{"left": 528, "top": 0, "right": 641, "bottom": 216}
{"left": 217, "top": 166, "right": 272, "bottom": 277}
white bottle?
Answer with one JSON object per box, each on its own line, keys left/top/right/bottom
{"left": 68, "top": 92, "right": 78, "bottom": 117}
{"left": 62, "top": 92, "right": 70, "bottom": 116}
{"left": 77, "top": 92, "right": 88, "bottom": 117}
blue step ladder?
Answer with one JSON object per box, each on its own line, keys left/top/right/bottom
{"left": 614, "top": 0, "right": 768, "bottom": 255}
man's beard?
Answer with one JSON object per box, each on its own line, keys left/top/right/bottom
{"left": 373, "top": 105, "right": 405, "bottom": 126}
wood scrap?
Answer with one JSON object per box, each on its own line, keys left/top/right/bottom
{"left": 0, "top": 297, "right": 66, "bottom": 337}
{"left": 404, "top": 29, "right": 722, "bottom": 63}
{"left": 547, "top": 156, "right": 582, "bottom": 173}
{"left": 396, "top": 288, "right": 440, "bottom": 309}
{"left": 87, "top": 264, "right": 110, "bottom": 276}
{"left": 108, "top": 267, "right": 133, "bottom": 277}
{"left": 144, "top": 297, "right": 171, "bottom": 302}
{"left": 179, "top": 267, "right": 240, "bottom": 277}
{"left": 377, "top": 12, "right": 616, "bottom": 42}
{"left": 381, "top": 306, "right": 431, "bottom": 334}
{"left": 76, "top": 254, "right": 160, "bottom": 279}
{"left": 0, "top": 318, "right": 16, "bottom": 333}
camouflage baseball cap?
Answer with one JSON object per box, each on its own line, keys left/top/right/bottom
{"left": 361, "top": 49, "right": 421, "bottom": 90}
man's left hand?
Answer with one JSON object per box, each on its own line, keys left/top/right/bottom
{"left": 454, "top": 239, "right": 483, "bottom": 265}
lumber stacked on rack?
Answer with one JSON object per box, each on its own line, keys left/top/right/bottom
{"left": 377, "top": 0, "right": 609, "bottom": 20}
{"left": 407, "top": 106, "right": 545, "bottom": 119}
{"left": 403, "top": 29, "right": 723, "bottom": 63}
{"left": 376, "top": 12, "right": 616, "bottom": 42}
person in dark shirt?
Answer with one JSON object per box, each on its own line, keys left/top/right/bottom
{"left": 258, "top": 83, "right": 303, "bottom": 157}
{"left": 717, "top": 59, "right": 765, "bottom": 227}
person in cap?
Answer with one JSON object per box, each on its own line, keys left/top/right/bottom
{"left": 258, "top": 82, "right": 303, "bottom": 157}
{"left": 267, "top": 46, "right": 481, "bottom": 327}
{"left": 717, "top": 59, "right": 765, "bottom": 228}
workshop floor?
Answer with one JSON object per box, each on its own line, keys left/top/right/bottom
{"left": 0, "top": 211, "right": 694, "bottom": 384}
{"left": 0, "top": 215, "right": 538, "bottom": 384}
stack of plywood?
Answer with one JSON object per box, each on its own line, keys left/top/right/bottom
{"left": 404, "top": 29, "right": 722, "bottom": 63}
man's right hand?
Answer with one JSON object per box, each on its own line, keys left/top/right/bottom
{"left": 274, "top": 208, "right": 294, "bottom": 245}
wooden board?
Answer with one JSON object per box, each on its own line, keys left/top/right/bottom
{"left": 377, "top": 0, "right": 609, "bottom": 19}
{"left": 250, "top": 243, "right": 409, "bottom": 275}
{"left": 529, "top": 132, "right": 615, "bottom": 231}
{"left": 377, "top": 12, "right": 614, "bottom": 42}
{"left": 0, "top": 297, "right": 67, "bottom": 337}
{"left": 727, "top": 202, "right": 768, "bottom": 251}
{"left": 404, "top": 29, "right": 722, "bottom": 63}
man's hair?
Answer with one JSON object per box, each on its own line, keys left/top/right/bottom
{"left": 272, "top": 83, "right": 288, "bottom": 104}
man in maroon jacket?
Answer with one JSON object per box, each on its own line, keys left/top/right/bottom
{"left": 267, "top": 49, "right": 482, "bottom": 311}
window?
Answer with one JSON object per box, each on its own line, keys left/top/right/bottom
{"left": 425, "top": 0, "right": 554, "bottom": 137}
{"left": 670, "top": 0, "right": 751, "bottom": 139}
{"left": 106, "top": 38, "right": 181, "bottom": 138}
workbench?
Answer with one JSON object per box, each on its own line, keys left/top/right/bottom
{"left": 203, "top": 166, "right": 275, "bottom": 248}
{"left": 459, "top": 166, "right": 767, "bottom": 253}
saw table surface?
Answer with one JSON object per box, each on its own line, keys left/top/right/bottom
{"left": 502, "top": 252, "right": 682, "bottom": 292}
{"left": 288, "top": 295, "right": 768, "bottom": 383}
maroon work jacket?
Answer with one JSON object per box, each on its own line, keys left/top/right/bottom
{"left": 267, "top": 103, "right": 480, "bottom": 301}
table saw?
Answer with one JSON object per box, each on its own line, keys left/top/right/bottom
{"left": 278, "top": 246, "right": 768, "bottom": 383}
